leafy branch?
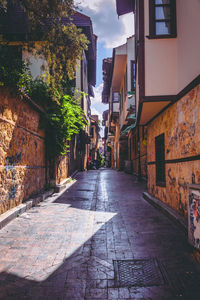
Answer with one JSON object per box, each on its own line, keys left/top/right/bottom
{"left": 0, "top": 0, "right": 89, "bottom": 87}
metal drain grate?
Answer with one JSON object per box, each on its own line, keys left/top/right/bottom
{"left": 113, "top": 258, "right": 166, "bottom": 287}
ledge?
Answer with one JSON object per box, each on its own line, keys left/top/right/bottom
{"left": 55, "top": 170, "right": 79, "bottom": 193}
{"left": 143, "top": 192, "right": 187, "bottom": 233}
{"left": 146, "top": 34, "right": 177, "bottom": 39}
{"left": 0, "top": 171, "right": 79, "bottom": 230}
{"left": 0, "top": 189, "right": 53, "bottom": 230}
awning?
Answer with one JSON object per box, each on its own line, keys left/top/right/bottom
{"left": 121, "top": 123, "right": 136, "bottom": 135}
{"left": 139, "top": 95, "right": 176, "bottom": 125}
{"left": 116, "top": 0, "right": 135, "bottom": 16}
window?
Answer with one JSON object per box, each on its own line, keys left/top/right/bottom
{"left": 142, "top": 126, "right": 145, "bottom": 140}
{"left": 155, "top": 133, "right": 166, "bottom": 186}
{"left": 113, "top": 92, "right": 119, "bottom": 102}
{"left": 149, "top": 0, "right": 176, "bottom": 38}
{"left": 131, "top": 60, "right": 136, "bottom": 91}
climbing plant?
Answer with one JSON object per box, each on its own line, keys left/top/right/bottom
{"left": 0, "top": 0, "right": 89, "bottom": 158}
{"left": 19, "top": 71, "right": 87, "bottom": 158}
{"left": 0, "top": 0, "right": 89, "bottom": 87}
{"left": 0, "top": 48, "right": 87, "bottom": 159}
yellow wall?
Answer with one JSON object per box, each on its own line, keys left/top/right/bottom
{"left": 147, "top": 84, "right": 200, "bottom": 217}
{"left": 0, "top": 88, "right": 46, "bottom": 214}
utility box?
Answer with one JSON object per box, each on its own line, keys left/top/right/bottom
{"left": 188, "top": 184, "right": 200, "bottom": 250}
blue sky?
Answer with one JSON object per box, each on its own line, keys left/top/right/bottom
{"left": 75, "top": 0, "right": 134, "bottom": 135}
{"left": 96, "top": 41, "right": 112, "bottom": 86}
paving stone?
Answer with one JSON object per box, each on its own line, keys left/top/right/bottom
{"left": 107, "top": 287, "right": 119, "bottom": 299}
{"left": 0, "top": 169, "right": 200, "bottom": 299}
{"left": 85, "top": 287, "right": 107, "bottom": 298}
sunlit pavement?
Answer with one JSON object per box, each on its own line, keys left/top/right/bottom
{"left": 0, "top": 169, "right": 200, "bottom": 299}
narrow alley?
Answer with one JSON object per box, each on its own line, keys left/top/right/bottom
{"left": 0, "top": 169, "right": 200, "bottom": 300}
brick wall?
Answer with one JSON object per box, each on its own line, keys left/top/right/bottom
{"left": 147, "top": 84, "right": 200, "bottom": 217}
{"left": 0, "top": 88, "right": 46, "bottom": 214}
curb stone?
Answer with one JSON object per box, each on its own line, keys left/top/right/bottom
{"left": 0, "top": 174, "right": 78, "bottom": 230}
{"left": 0, "top": 189, "right": 53, "bottom": 230}
{"left": 143, "top": 191, "right": 187, "bottom": 232}
{"left": 55, "top": 170, "right": 79, "bottom": 193}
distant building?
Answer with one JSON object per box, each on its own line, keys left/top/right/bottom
{"left": 115, "top": 0, "right": 200, "bottom": 221}
{"left": 90, "top": 115, "right": 100, "bottom": 162}
{"left": 102, "top": 36, "right": 136, "bottom": 171}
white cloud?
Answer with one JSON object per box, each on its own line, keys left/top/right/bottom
{"left": 91, "top": 107, "right": 102, "bottom": 120}
{"left": 91, "top": 84, "right": 103, "bottom": 121}
{"left": 92, "top": 83, "right": 103, "bottom": 104}
{"left": 76, "top": 0, "right": 115, "bottom": 12}
{"left": 90, "top": 83, "right": 108, "bottom": 137}
{"left": 108, "top": 13, "right": 134, "bottom": 48}
{"left": 75, "top": 0, "right": 134, "bottom": 49}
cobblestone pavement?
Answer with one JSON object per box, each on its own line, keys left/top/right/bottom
{"left": 0, "top": 169, "right": 200, "bottom": 300}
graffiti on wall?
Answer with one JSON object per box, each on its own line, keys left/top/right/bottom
{"left": 4, "top": 153, "right": 21, "bottom": 200}
{"left": 188, "top": 185, "right": 200, "bottom": 250}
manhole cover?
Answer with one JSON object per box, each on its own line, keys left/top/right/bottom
{"left": 113, "top": 258, "right": 166, "bottom": 287}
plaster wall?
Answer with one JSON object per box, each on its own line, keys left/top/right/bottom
{"left": 0, "top": 88, "right": 46, "bottom": 215}
{"left": 22, "top": 47, "right": 47, "bottom": 80}
{"left": 176, "top": 0, "right": 200, "bottom": 91}
{"left": 144, "top": 0, "right": 200, "bottom": 97}
{"left": 127, "top": 36, "right": 135, "bottom": 92}
{"left": 144, "top": 0, "right": 177, "bottom": 96}
{"left": 147, "top": 84, "right": 200, "bottom": 217}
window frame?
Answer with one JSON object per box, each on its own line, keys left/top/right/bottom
{"left": 112, "top": 92, "right": 119, "bottom": 103}
{"left": 148, "top": 0, "right": 177, "bottom": 39}
{"left": 155, "top": 133, "right": 166, "bottom": 187}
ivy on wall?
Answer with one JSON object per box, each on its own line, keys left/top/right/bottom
{"left": 0, "top": 0, "right": 89, "bottom": 87}
{"left": 0, "top": 48, "right": 87, "bottom": 159}
{"left": 0, "top": 0, "right": 89, "bottom": 158}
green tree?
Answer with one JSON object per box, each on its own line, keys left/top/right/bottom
{"left": 0, "top": 0, "right": 90, "bottom": 159}
{"left": 0, "top": 0, "right": 88, "bottom": 87}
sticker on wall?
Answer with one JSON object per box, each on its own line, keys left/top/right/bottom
{"left": 188, "top": 184, "right": 200, "bottom": 250}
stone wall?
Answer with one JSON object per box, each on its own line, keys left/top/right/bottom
{"left": 0, "top": 88, "right": 46, "bottom": 214}
{"left": 56, "top": 156, "right": 69, "bottom": 185}
{"left": 147, "top": 84, "right": 200, "bottom": 217}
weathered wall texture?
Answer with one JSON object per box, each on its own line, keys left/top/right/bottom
{"left": 0, "top": 88, "right": 46, "bottom": 214}
{"left": 130, "top": 126, "right": 147, "bottom": 179}
{"left": 147, "top": 84, "right": 200, "bottom": 217}
{"left": 56, "top": 156, "right": 69, "bottom": 185}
